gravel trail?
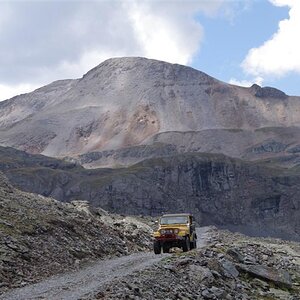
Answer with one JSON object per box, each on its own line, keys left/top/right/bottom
{"left": 0, "top": 227, "right": 210, "bottom": 300}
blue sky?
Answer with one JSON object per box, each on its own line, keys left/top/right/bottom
{"left": 194, "top": 1, "right": 294, "bottom": 93}
{"left": 0, "top": 0, "right": 299, "bottom": 100}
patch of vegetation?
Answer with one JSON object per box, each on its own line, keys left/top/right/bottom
{"left": 254, "top": 127, "right": 288, "bottom": 133}
{"left": 223, "top": 128, "right": 244, "bottom": 133}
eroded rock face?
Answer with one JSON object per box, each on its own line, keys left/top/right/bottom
{"left": 1, "top": 147, "right": 299, "bottom": 241}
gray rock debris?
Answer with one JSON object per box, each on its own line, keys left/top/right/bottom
{"left": 0, "top": 174, "right": 154, "bottom": 295}
{"left": 220, "top": 259, "right": 239, "bottom": 278}
{"left": 86, "top": 227, "right": 300, "bottom": 300}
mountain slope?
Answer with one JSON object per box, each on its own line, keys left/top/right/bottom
{"left": 0, "top": 57, "right": 300, "bottom": 166}
{"left": 0, "top": 171, "right": 153, "bottom": 293}
{"left": 1, "top": 146, "right": 299, "bottom": 241}
{"left": 72, "top": 127, "right": 300, "bottom": 168}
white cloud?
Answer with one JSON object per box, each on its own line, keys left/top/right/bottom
{"left": 49, "top": 50, "right": 124, "bottom": 81}
{"left": 269, "top": 0, "right": 294, "bottom": 7}
{"left": 0, "top": 83, "right": 39, "bottom": 102}
{"left": 0, "top": 0, "right": 228, "bottom": 101}
{"left": 242, "top": 1, "right": 300, "bottom": 78}
{"left": 126, "top": 1, "right": 203, "bottom": 65}
{"left": 229, "top": 76, "right": 264, "bottom": 87}
{"left": 0, "top": 3, "right": 12, "bottom": 34}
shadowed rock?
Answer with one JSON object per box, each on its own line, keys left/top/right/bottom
{"left": 250, "top": 84, "right": 288, "bottom": 99}
{"left": 237, "top": 264, "right": 292, "bottom": 288}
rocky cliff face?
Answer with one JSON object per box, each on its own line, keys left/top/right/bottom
{"left": 1, "top": 147, "right": 299, "bottom": 241}
{"left": 0, "top": 57, "right": 300, "bottom": 167}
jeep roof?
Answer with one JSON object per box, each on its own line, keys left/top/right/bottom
{"left": 161, "top": 213, "right": 192, "bottom": 217}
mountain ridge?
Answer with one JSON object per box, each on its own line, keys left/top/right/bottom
{"left": 0, "top": 57, "right": 299, "bottom": 165}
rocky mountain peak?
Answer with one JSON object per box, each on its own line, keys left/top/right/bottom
{"left": 81, "top": 56, "right": 216, "bottom": 85}
{"left": 250, "top": 83, "right": 288, "bottom": 99}
{"left": 0, "top": 57, "right": 299, "bottom": 160}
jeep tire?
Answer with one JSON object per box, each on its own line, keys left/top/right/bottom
{"left": 190, "top": 239, "right": 197, "bottom": 249}
{"left": 163, "top": 244, "right": 170, "bottom": 253}
{"left": 182, "top": 236, "right": 190, "bottom": 252}
{"left": 190, "top": 240, "right": 194, "bottom": 250}
{"left": 153, "top": 240, "right": 161, "bottom": 254}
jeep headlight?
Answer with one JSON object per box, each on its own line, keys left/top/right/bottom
{"left": 160, "top": 229, "right": 174, "bottom": 234}
{"left": 174, "top": 229, "right": 179, "bottom": 234}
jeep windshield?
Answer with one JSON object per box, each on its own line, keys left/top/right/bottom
{"left": 160, "top": 216, "right": 188, "bottom": 225}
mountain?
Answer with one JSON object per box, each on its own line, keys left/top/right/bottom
{"left": 1, "top": 57, "right": 299, "bottom": 298}
{"left": 0, "top": 57, "right": 299, "bottom": 240}
{"left": 0, "top": 57, "right": 300, "bottom": 167}
{"left": 0, "top": 146, "right": 299, "bottom": 241}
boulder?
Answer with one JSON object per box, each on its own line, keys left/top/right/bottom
{"left": 237, "top": 264, "right": 292, "bottom": 288}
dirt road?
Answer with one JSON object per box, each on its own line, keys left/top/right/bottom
{"left": 0, "top": 227, "right": 210, "bottom": 300}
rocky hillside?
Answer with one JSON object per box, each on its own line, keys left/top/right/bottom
{"left": 89, "top": 227, "right": 300, "bottom": 300}
{"left": 72, "top": 127, "right": 300, "bottom": 168}
{"left": 0, "top": 172, "right": 153, "bottom": 294}
{"left": 1, "top": 146, "right": 299, "bottom": 241}
{"left": 2, "top": 221, "right": 299, "bottom": 299}
{"left": 0, "top": 57, "right": 300, "bottom": 167}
